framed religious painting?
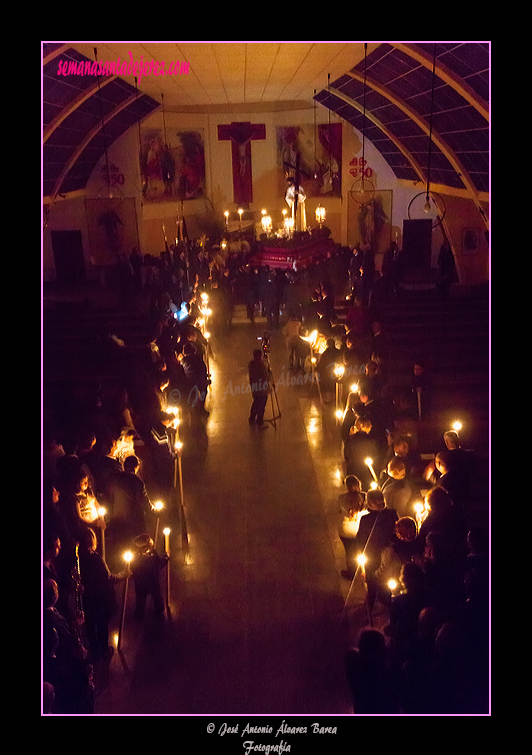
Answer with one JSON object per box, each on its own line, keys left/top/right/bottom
{"left": 276, "top": 123, "right": 342, "bottom": 199}
{"left": 140, "top": 128, "right": 205, "bottom": 202}
{"left": 462, "top": 228, "right": 481, "bottom": 254}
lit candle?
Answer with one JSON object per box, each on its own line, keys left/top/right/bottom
{"left": 365, "top": 457, "right": 378, "bottom": 482}
{"left": 163, "top": 527, "right": 171, "bottom": 556}
{"left": 413, "top": 501, "right": 430, "bottom": 529}
{"left": 343, "top": 511, "right": 362, "bottom": 537}
{"left": 356, "top": 553, "right": 367, "bottom": 576}
{"left": 350, "top": 383, "right": 359, "bottom": 394}
{"left": 238, "top": 208, "right": 243, "bottom": 231}
{"left": 452, "top": 420, "right": 462, "bottom": 433}
{"left": 388, "top": 578, "right": 398, "bottom": 593}
{"left": 224, "top": 210, "right": 229, "bottom": 228}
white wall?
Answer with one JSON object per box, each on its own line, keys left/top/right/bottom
{"left": 44, "top": 105, "right": 487, "bottom": 286}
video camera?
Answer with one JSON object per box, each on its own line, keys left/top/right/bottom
{"left": 257, "top": 331, "right": 270, "bottom": 355}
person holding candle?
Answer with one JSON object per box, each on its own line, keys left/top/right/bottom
{"left": 343, "top": 417, "right": 382, "bottom": 490}
{"left": 108, "top": 455, "right": 154, "bottom": 566}
{"left": 181, "top": 341, "right": 210, "bottom": 417}
{"left": 130, "top": 534, "right": 169, "bottom": 620}
{"left": 338, "top": 475, "right": 366, "bottom": 579}
{"left": 353, "top": 488, "right": 398, "bottom": 615}
{"left": 417, "top": 486, "right": 459, "bottom": 553}
{"left": 373, "top": 517, "right": 420, "bottom": 609}
{"left": 77, "top": 527, "right": 125, "bottom": 664}
{"left": 384, "top": 561, "right": 428, "bottom": 663}
{"left": 380, "top": 457, "right": 416, "bottom": 518}
{"left": 59, "top": 469, "right": 102, "bottom": 547}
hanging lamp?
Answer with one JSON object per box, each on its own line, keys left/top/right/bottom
{"left": 350, "top": 43, "right": 375, "bottom": 205}
{"left": 408, "top": 44, "right": 446, "bottom": 229}
{"left": 94, "top": 47, "right": 122, "bottom": 207}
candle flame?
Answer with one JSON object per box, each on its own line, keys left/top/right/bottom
{"left": 123, "top": 550, "right": 133, "bottom": 563}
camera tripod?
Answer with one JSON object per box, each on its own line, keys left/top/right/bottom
{"left": 262, "top": 348, "right": 281, "bottom": 429}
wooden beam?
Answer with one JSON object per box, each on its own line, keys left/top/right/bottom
{"left": 342, "top": 70, "right": 488, "bottom": 229}
{"left": 43, "top": 76, "right": 116, "bottom": 143}
{"left": 395, "top": 43, "right": 489, "bottom": 122}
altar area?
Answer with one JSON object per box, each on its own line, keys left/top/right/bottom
{"left": 250, "top": 231, "right": 336, "bottom": 270}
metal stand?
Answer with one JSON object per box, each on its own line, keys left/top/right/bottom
{"left": 262, "top": 351, "right": 281, "bottom": 428}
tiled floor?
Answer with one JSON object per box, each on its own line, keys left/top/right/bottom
{"left": 95, "top": 324, "right": 362, "bottom": 715}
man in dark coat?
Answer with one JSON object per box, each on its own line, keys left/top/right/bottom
{"left": 181, "top": 341, "right": 210, "bottom": 413}
{"left": 248, "top": 349, "right": 270, "bottom": 427}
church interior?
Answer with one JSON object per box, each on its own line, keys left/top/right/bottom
{"left": 42, "top": 42, "right": 490, "bottom": 719}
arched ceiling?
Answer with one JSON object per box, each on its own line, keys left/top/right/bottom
{"left": 42, "top": 42, "right": 489, "bottom": 208}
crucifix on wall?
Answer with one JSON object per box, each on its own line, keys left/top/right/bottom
{"left": 217, "top": 121, "right": 266, "bottom": 205}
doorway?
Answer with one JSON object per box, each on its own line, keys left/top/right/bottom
{"left": 401, "top": 219, "right": 433, "bottom": 272}
{"left": 51, "top": 230, "right": 85, "bottom": 284}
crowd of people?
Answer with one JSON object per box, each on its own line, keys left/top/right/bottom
{"left": 42, "top": 236, "right": 488, "bottom": 715}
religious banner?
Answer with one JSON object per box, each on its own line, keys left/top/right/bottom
{"left": 140, "top": 128, "right": 205, "bottom": 202}
{"left": 85, "top": 197, "right": 140, "bottom": 264}
{"left": 347, "top": 189, "right": 393, "bottom": 260}
{"left": 218, "top": 121, "right": 266, "bottom": 205}
{"left": 277, "top": 123, "right": 342, "bottom": 199}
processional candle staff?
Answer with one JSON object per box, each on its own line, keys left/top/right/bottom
{"left": 416, "top": 387, "right": 422, "bottom": 420}
{"left": 238, "top": 208, "right": 243, "bottom": 232}
{"left": 334, "top": 364, "right": 345, "bottom": 422}
{"left": 163, "top": 527, "right": 171, "bottom": 611}
{"left": 98, "top": 507, "right": 106, "bottom": 563}
{"left": 118, "top": 550, "right": 133, "bottom": 652}
{"left": 174, "top": 439, "right": 184, "bottom": 507}
{"left": 153, "top": 500, "right": 164, "bottom": 549}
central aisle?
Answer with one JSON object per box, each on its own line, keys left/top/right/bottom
{"left": 101, "top": 324, "right": 355, "bottom": 715}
